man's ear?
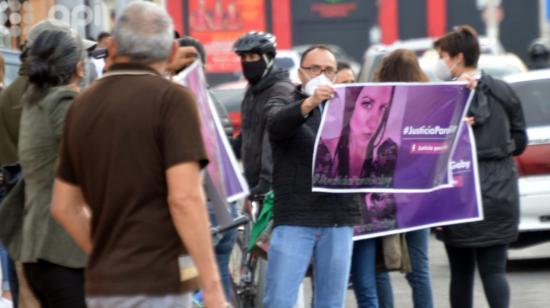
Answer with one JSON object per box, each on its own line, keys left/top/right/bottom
{"left": 298, "top": 67, "right": 308, "bottom": 85}
{"left": 106, "top": 37, "right": 115, "bottom": 58}
{"left": 105, "top": 37, "right": 116, "bottom": 70}
{"left": 167, "top": 41, "right": 179, "bottom": 66}
{"left": 457, "top": 52, "right": 465, "bottom": 65}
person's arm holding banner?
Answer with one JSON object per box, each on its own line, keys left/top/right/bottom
{"left": 250, "top": 83, "right": 294, "bottom": 197}
{"left": 249, "top": 128, "right": 272, "bottom": 197}
{"left": 474, "top": 77, "right": 527, "bottom": 156}
{"left": 301, "top": 85, "right": 334, "bottom": 116}
{"left": 167, "top": 46, "right": 198, "bottom": 76}
{"left": 506, "top": 89, "right": 528, "bottom": 156}
{"left": 266, "top": 86, "right": 334, "bottom": 141}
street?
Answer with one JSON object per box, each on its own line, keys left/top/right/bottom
{"left": 303, "top": 235, "right": 550, "bottom": 307}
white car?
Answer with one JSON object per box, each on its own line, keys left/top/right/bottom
{"left": 419, "top": 49, "right": 527, "bottom": 80}
{"left": 273, "top": 49, "right": 301, "bottom": 84}
{"left": 359, "top": 36, "right": 505, "bottom": 82}
{"left": 504, "top": 69, "right": 550, "bottom": 248}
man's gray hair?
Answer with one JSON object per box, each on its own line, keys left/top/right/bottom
{"left": 113, "top": 1, "right": 174, "bottom": 62}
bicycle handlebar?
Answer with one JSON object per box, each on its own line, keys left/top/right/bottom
{"left": 247, "top": 193, "right": 266, "bottom": 202}
{"left": 210, "top": 215, "right": 249, "bottom": 236}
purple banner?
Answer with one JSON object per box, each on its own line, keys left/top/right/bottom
{"left": 313, "top": 83, "right": 472, "bottom": 193}
{"left": 353, "top": 125, "right": 482, "bottom": 240}
{"left": 174, "top": 61, "right": 249, "bottom": 204}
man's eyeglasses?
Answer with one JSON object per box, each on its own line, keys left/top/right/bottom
{"left": 301, "top": 65, "right": 336, "bottom": 77}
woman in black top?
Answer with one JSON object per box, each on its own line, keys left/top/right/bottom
{"left": 435, "top": 25, "right": 527, "bottom": 308}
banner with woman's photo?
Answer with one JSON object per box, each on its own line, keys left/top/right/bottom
{"left": 353, "top": 125, "right": 483, "bottom": 240}
{"left": 174, "top": 61, "right": 249, "bottom": 226}
{"left": 312, "top": 83, "right": 473, "bottom": 193}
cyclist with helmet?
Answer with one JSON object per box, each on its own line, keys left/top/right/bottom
{"left": 233, "top": 31, "right": 294, "bottom": 199}
{"left": 527, "top": 39, "right": 550, "bottom": 70}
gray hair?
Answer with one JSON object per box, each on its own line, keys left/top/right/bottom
{"left": 113, "top": 1, "right": 174, "bottom": 62}
{"left": 24, "top": 28, "right": 85, "bottom": 105}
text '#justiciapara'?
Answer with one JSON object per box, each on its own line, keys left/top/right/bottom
{"left": 402, "top": 125, "right": 457, "bottom": 136}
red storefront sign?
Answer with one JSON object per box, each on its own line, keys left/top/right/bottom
{"left": 188, "top": 0, "right": 266, "bottom": 73}
{"left": 310, "top": 2, "right": 358, "bottom": 18}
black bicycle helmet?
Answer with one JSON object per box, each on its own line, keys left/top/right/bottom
{"left": 528, "top": 39, "right": 550, "bottom": 60}
{"left": 233, "top": 31, "right": 277, "bottom": 59}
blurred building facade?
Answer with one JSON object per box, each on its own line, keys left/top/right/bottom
{"left": 1, "top": 0, "right": 546, "bottom": 80}
{"left": 165, "top": 0, "right": 544, "bottom": 84}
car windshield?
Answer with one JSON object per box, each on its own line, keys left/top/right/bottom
{"left": 210, "top": 88, "right": 245, "bottom": 113}
{"left": 482, "top": 65, "right": 523, "bottom": 78}
{"left": 510, "top": 79, "right": 550, "bottom": 128}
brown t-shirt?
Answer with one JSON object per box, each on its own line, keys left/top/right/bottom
{"left": 57, "top": 63, "right": 208, "bottom": 296}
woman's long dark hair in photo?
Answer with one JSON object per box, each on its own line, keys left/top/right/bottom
{"left": 332, "top": 85, "right": 396, "bottom": 186}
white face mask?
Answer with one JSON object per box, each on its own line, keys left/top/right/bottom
{"left": 304, "top": 73, "right": 333, "bottom": 96}
{"left": 434, "top": 58, "right": 454, "bottom": 81}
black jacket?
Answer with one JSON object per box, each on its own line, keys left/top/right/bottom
{"left": 240, "top": 67, "right": 294, "bottom": 196}
{"left": 443, "top": 74, "right": 528, "bottom": 247}
{"left": 266, "top": 87, "right": 361, "bottom": 227}
{"left": 468, "top": 74, "right": 528, "bottom": 159}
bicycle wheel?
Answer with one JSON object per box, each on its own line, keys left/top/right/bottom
{"left": 229, "top": 209, "right": 251, "bottom": 308}
{"left": 254, "top": 257, "right": 268, "bottom": 307}
{"left": 230, "top": 215, "right": 269, "bottom": 306}
{"left": 229, "top": 215, "right": 249, "bottom": 285}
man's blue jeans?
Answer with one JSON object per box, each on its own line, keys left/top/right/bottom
{"left": 350, "top": 238, "right": 378, "bottom": 308}
{"left": 1, "top": 185, "right": 19, "bottom": 308}
{"left": 1, "top": 242, "right": 10, "bottom": 292}
{"left": 376, "top": 228, "right": 433, "bottom": 308}
{"left": 264, "top": 225, "right": 353, "bottom": 308}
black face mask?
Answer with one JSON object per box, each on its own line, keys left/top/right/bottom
{"left": 242, "top": 59, "right": 267, "bottom": 84}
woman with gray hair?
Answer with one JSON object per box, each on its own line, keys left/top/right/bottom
{"left": 17, "top": 27, "right": 87, "bottom": 308}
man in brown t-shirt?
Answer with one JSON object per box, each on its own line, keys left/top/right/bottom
{"left": 50, "top": 2, "right": 226, "bottom": 307}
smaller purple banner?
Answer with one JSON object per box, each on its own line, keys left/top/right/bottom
{"left": 353, "top": 125, "right": 482, "bottom": 240}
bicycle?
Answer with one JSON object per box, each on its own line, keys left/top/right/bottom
{"left": 192, "top": 208, "right": 249, "bottom": 308}
{"left": 229, "top": 195, "right": 269, "bottom": 308}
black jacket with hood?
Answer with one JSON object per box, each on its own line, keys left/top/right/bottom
{"left": 239, "top": 66, "right": 294, "bottom": 196}
{"left": 265, "top": 87, "right": 362, "bottom": 227}
{"left": 443, "top": 73, "right": 528, "bottom": 247}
